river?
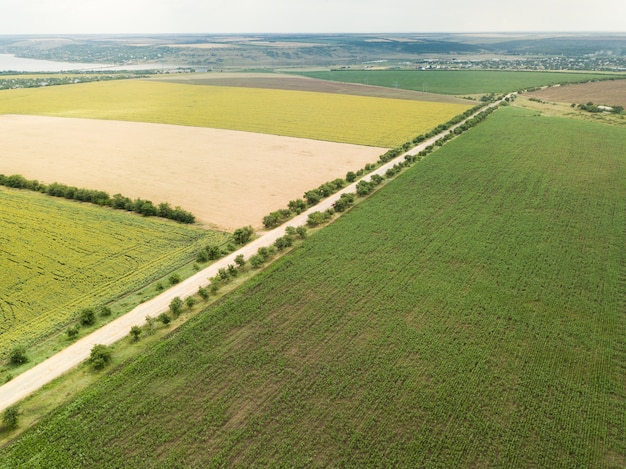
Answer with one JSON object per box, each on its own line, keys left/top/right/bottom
{"left": 0, "top": 54, "right": 179, "bottom": 72}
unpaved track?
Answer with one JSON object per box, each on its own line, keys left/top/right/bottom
{"left": 0, "top": 102, "right": 499, "bottom": 413}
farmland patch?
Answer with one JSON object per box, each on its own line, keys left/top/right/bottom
{"left": 0, "top": 187, "right": 228, "bottom": 359}
{"left": 151, "top": 72, "right": 472, "bottom": 104}
{"left": 0, "top": 79, "right": 470, "bottom": 147}
{"left": 526, "top": 79, "right": 626, "bottom": 107}
{"left": 0, "top": 115, "right": 385, "bottom": 230}
{"left": 293, "top": 70, "right": 619, "bottom": 95}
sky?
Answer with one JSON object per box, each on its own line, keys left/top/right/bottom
{"left": 0, "top": 0, "right": 625, "bottom": 35}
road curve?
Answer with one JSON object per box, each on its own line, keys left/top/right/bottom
{"left": 0, "top": 102, "right": 500, "bottom": 413}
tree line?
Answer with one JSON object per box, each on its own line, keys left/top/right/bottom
{"left": 260, "top": 103, "right": 492, "bottom": 230}
{"left": 0, "top": 174, "right": 195, "bottom": 224}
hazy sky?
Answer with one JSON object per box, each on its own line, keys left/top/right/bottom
{"left": 1, "top": 0, "right": 625, "bottom": 35}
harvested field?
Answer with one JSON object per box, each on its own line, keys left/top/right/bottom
{"left": 527, "top": 79, "right": 626, "bottom": 107}
{"left": 151, "top": 73, "right": 472, "bottom": 104}
{"left": 0, "top": 115, "right": 385, "bottom": 231}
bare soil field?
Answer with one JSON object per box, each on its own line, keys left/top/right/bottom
{"left": 0, "top": 115, "right": 385, "bottom": 231}
{"left": 527, "top": 79, "right": 626, "bottom": 107}
{"left": 150, "top": 73, "right": 471, "bottom": 104}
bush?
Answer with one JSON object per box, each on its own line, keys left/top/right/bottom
{"left": 250, "top": 254, "right": 265, "bottom": 269}
{"left": 130, "top": 325, "right": 142, "bottom": 342}
{"left": 307, "top": 211, "right": 331, "bottom": 227}
{"left": 168, "top": 274, "right": 181, "bottom": 285}
{"left": 169, "top": 297, "right": 183, "bottom": 316}
{"left": 66, "top": 325, "right": 80, "bottom": 340}
{"left": 9, "top": 346, "right": 28, "bottom": 366}
{"left": 157, "top": 313, "right": 171, "bottom": 325}
{"left": 198, "top": 286, "right": 210, "bottom": 301}
{"left": 79, "top": 308, "right": 96, "bottom": 326}
{"left": 274, "top": 235, "right": 293, "bottom": 251}
{"left": 296, "top": 226, "right": 308, "bottom": 239}
{"left": 97, "top": 305, "right": 112, "bottom": 317}
{"left": 185, "top": 296, "right": 196, "bottom": 309}
{"left": 233, "top": 226, "right": 254, "bottom": 245}
{"left": 2, "top": 405, "right": 19, "bottom": 430}
{"left": 89, "top": 344, "right": 112, "bottom": 370}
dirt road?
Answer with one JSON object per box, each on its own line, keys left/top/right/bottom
{"left": 0, "top": 103, "right": 498, "bottom": 413}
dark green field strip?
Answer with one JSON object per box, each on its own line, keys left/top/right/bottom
{"left": 1, "top": 107, "right": 624, "bottom": 467}
{"left": 294, "top": 70, "right": 621, "bottom": 95}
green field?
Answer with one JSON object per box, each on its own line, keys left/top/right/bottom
{"left": 2, "top": 107, "right": 624, "bottom": 467}
{"left": 0, "top": 188, "right": 229, "bottom": 358}
{"left": 294, "top": 70, "right": 619, "bottom": 95}
{"left": 0, "top": 79, "right": 470, "bottom": 148}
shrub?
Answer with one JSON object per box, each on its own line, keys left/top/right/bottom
{"left": 198, "top": 286, "right": 210, "bottom": 301}
{"left": 66, "top": 325, "right": 80, "bottom": 340}
{"left": 89, "top": 344, "right": 112, "bottom": 370}
{"left": 169, "top": 297, "right": 183, "bottom": 316}
{"left": 130, "top": 325, "right": 142, "bottom": 342}
{"left": 97, "top": 305, "right": 112, "bottom": 317}
{"left": 250, "top": 254, "right": 265, "bottom": 269}
{"left": 79, "top": 308, "right": 96, "bottom": 326}
{"left": 2, "top": 405, "right": 19, "bottom": 430}
{"left": 157, "top": 313, "right": 171, "bottom": 325}
{"left": 9, "top": 346, "right": 28, "bottom": 366}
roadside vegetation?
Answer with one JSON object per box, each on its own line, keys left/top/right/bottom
{"left": 2, "top": 107, "right": 623, "bottom": 467}
{"left": 294, "top": 70, "right": 623, "bottom": 95}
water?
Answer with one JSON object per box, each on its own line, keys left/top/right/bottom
{"left": 0, "top": 54, "right": 178, "bottom": 72}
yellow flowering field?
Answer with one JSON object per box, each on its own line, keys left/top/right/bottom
{"left": 0, "top": 79, "right": 470, "bottom": 147}
{"left": 0, "top": 187, "right": 229, "bottom": 357}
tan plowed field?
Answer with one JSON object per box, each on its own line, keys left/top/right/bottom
{"left": 0, "top": 115, "right": 385, "bottom": 231}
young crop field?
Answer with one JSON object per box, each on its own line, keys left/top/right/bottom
{"left": 294, "top": 70, "right": 620, "bottom": 95}
{"left": 0, "top": 79, "right": 470, "bottom": 148}
{"left": 0, "top": 187, "right": 229, "bottom": 358}
{"left": 1, "top": 107, "right": 624, "bottom": 467}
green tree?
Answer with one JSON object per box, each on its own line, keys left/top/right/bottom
{"left": 89, "top": 344, "right": 112, "bottom": 370}
{"left": 168, "top": 273, "right": 181, "bottom": 285}
{"left": 157, "top": 312, "right": 171, "bottom": 325}
{"left": 2, "top": 405, "right": 19, "bottom": 430}
{"left": 288, "top": 199, "right": 307, "bottom": 214}
{"left": 274, "top": 235, "right": 293, "bottom": 251}
{"left": 249, "top": 254, "right": 264, "bottom": 269}
{"left": 198, "top": 286, "right": 210, "bottom": 301}
{"left": 97, "top": 305, "right": 112, "bottom": 317}
{"left": 185, "top": 296, "right": 196, "bottom": 309}
{"left": 130, "top": 325, "right": 142, "bottom": 342}
{"left": 79, "top": 308, "right": 96, "bottom": 326}
{"left": 169, "top": 297, "right": 183, "bottom": 316}
{"left": 233, "top": 226, "right": 254, "bottom": 245}
{"left": 66, "top": 325, "right": 80, "bottom": 340}
{"left": 9, "top": 346, "right": 28, "bottom": 366}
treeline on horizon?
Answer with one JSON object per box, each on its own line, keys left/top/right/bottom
{"left": 0, "top": 174, "right": 195, "bottom": 224}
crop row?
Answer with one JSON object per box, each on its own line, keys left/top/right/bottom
{"left": 0, "top": 188, "right": 229, "bottom": 358}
